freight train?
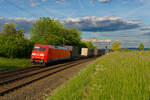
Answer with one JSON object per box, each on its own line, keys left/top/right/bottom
{"left": 31, "top": 44, "right": 105, "bottom": 66}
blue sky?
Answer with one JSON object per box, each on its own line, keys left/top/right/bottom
{"left": 1, "top": 0, "right": 150, "bottom": 20}
{"left": 0, "top": 0, "right": 150, "bottom": 48}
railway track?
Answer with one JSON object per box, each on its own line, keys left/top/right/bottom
{"left": 0, "top": 67, "right": 39, "bottom": 82}
{"left": 0, "top": 57, "right": 83, "bottom": 82}
{"left": 0, "top": 58, "right": 85, "bottom": 84}
{"left": 0, "top": 57, "right": 96, "bottom": 96}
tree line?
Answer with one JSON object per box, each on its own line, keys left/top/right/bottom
{"left": 0, "top": 17, "right": 95, "bottom": 58}
{"left": 112, "top": 40, "right": 148, "bottom": 51}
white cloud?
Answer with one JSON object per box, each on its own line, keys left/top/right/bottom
{"left": 0, "top": 17, "right": 36, "bottom": 33}
{"left": 62, "top": 16, "right": 142, "bottom": 32}
{"left": 140, "top": 26, "right": 150, "bottom": 30}
{"left": 55, "top": 0, "right": 66, "bottom": 3}
{"left": 98, "top": 0, "right": 111, "bottom": 3}
{"left": 141, "top": 32, "right": 150, "bottom": 36}
{"left": 139, "top": 0, "right": 144, "bottom": 2}
{"left": 90, "top": 0, "right": 111, "bottom": 3}
{"left": 30, "top": 0, "right": 40, "bottom": 7}
{"left": 41, "top": 0, "right": 47, "bottom": 2}
{"left": 0, "top": 16, "right": 149, "bottom": 33}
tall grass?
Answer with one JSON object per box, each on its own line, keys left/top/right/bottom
{"left": 48, "top": 51, "right": 150, "bottom": 100}
{"left": 0, "top": 57, "right": 31, "bottom": 72}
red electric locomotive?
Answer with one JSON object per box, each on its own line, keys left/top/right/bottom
{"left": 31, "top": 44, "right": 71, "bottom": 66}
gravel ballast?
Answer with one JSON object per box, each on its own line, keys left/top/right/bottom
{"left": 0, "top": 58, "right": 96, "bottom": 100}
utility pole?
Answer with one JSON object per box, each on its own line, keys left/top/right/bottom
{"left": 63, "top": 38, "right": 65, "bottom": 46}
{"left": 95, "top": 38, "right": 98, "bottom": 49}
{"left": 92, "top": 32, "right": 99, "bottom": 49}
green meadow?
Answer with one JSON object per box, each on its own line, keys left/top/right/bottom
{"left": 48, "top": 51, "right": 150, "bottom": 100}
{"left": 0, "top": 57, "right": 31, "bottom": 72}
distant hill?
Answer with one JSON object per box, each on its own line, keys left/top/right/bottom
{"left": 121, "top": 48, "right": 149, "bottom": 50}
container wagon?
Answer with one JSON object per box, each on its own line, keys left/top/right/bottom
{"left": 97, "top": 49, "right": 105, "bottom": 56}
{"left": 81, "top": 48, "right": 95, "bottom": 57}
{"left": 64, "top": 46, "right": 79, "bottom": 58}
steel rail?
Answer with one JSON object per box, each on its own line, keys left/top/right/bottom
{"left": 0, "top": 57, "right": 86, "bottom": 81}
{"left": 0, "top": 58, "right": 96, "bottom": 96}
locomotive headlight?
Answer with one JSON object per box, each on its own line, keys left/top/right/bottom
{"left": 32, "top": 53, "right": 36, "bottom": 55}
{"left": 40, "top": 54, "right": 44, "bottom": 56}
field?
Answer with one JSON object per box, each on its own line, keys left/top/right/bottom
{"left": 48, "top": 51, "right": 150, "bottom": 100}
{"left": 0, "top": 57, "right": 31, "bottom": 72}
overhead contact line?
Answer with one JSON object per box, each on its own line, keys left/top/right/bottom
{"left": 5, "top": 0, "right": 37, "bottom": 17}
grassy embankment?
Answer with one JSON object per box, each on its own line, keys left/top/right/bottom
{"left": 48, "top": 51, "right": 150, "bottom": 100}
{"left": 0, "top": 57, "right": 31, "bottom": 72}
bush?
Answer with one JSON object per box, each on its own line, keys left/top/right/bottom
{"left": 112, "top": 40, "right": 121, "bottom": 51}
{"left": 123, "top": 48, "right": 129, "bottom": 51}
{"left": 138, "top": 43, "right": 144, "bottom": 51}
{"left": 0, "top": 23, "right": 33, "bottom": 58}
{"left": 0, "top": 35, "right": 33, "bottom": 58}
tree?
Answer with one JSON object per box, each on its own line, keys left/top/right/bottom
{"left": 112, "top": 40, "right": 121, "bottom": 51}
{"left": 61, "top": 28, "right": 81, "bottom": 46}
{"left": 0, "top": 23, "right": 33, "bottom": 58}
{"left": 138, "top": 43, "right": 144, "bottom": 51}
{"left": 85, "top": 41, "right": 95, "bottom": 49}
{"left": 30, "top": 17, "right": 81, "bottom": 46}
{"left": 2, "top": 23, "right": 16, "bottom": 36}
{"left": 78, "top": 41, "right": 87, "bottom": 48}
{"left": 123, "top": 48, "right": 129, "bottom": 51}
{"left": 30, "top": 17, "right": 63, "bottom": 44}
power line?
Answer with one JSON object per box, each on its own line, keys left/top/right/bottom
{"left": 4, "top": 0, "right": 66, "bottom": 18}
{"left": 4, "top": 0, "right": 37, "bottom": 17}
{"left": 33, "top": 1, "right": 68, "bottom": 18}
{"left": 34, "top": 4, "right": 52, "bottom": 18}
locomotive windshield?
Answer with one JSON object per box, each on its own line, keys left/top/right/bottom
{"left": 34, "top": 46, "right": 46, "bottom": 51}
